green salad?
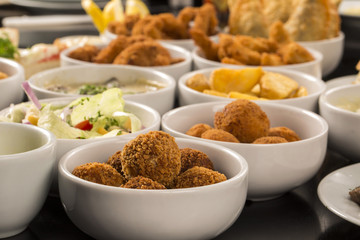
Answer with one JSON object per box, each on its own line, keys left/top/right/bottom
{"left": 0, "top": 88, "right": 142, "bottom": 139}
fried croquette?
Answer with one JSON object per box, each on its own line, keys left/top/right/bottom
{"left": 121, "top": 131, "right": 181, "bottom": 188}
{"left": 175, "top": 166, "right": 227, "bottom": 189}
{"left": 180, "top": 148, "right": 214, "bottom": 173}
{"left": 72, "top": 162, "right": 125, "bottom": 187}
{"left": 201, "top": 128, "right": 240, "bottom": 143}
{"left": 67, "top": 44, "right": 100, "bottom": 62}
{"left": 268, "top": 126, "right": 301, "bottom": 142}
{"left": 107, "top": 150, "right": 123, "bottom": 174}
{"left": 253, "top": 136, "right": 288, "bottom": 144}
{"left": 214, "top": 99, "right": 270, "bottom": 143}
{"left": 122, "top": 176, "right": 166, "bottom": 189}
{"left": 186, "top": 123, "right": 212, "bottom": 138}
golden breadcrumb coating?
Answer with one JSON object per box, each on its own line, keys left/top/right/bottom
{"left": 72, "top": 162, "right": 125, "bottom": 186}
{"left": 175, "top": 166, "right": 227, "bottom": 189}
{"left": 107, "top": 150, "right": 123, "bottom": 174}
{"left": 201, "top": 128, "right": 240, "bottom": 143}
{"left": 122, "top": 176, "right": 166, "bottom": 189}
{"left": 253, "top": 136, "right": 288, "bottom": 144}
{"left": 268, "top": 126, "right": 301, "bottom": 142}
{"left": 186, "top": 123, "right": 212, "bottom": 138}
{"left": 180, "top": 148, "right": 214, "bottom": 173}
{"left": 121, "top": 131, "right": 181, "bottom": 188}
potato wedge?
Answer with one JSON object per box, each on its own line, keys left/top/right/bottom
{"left": 259, "top": 72, "right": 299, "bottom": 99}
{"left": 228, "top": 91, "right": 268, "bottom": 100}
{"left": 203, "top": 89, "right": 228, "bottom": 97}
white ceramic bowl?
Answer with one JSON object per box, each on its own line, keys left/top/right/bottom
{"left": 0, "top": 97, "right": 161, "bottom": 194}
{"left": 28, "top": 65, "right": 176, "bottom": 115}
{"left": 319, "top": 84, "right": 360, "bottom": 160}
{"left": 60, "top": 42, "right": 192, "bottom": 80}
{"left": 178, "top": 67, "right": 326, "bottom": 112}
{"left": 59, "top": 137, "right": 249, "bottom": 240}
{"left": 0, "top": 57, "right": 25, "bottom": 110}
{"left": 298, "top": 32, "right": 344, "bottom": 77}
{"left": 102, "top": 29, "right": 219, "bottom": 52}
{"left": 0, "top": 122, "right": 56, "bottom": 238}
{"left": 192, "top": 47, "right": 323, "bottom": 79}
{"left": 162, "top": 101, "right": 328, "bottom": 201}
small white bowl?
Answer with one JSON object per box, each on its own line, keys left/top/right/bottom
{"left": 178, "top": 67, "right": 326, "bottom": 112}
{"left": 0, "top": 122, "right": 56, "bottom": 238}
{"left": 298, "top": 32, "right": 344, "bottom": 77}
{"left": 192, "top": 47, "right": 323, "bottom": 79}
{"left": 102, "top": 29, "right": 219, "bottom": 52}
{"left": 59, "top": 137, "right": 248, "bottom": 240}
{"left": 0, "top": 97, "right": 161, "bottom": 194}
{"left": 0, "top": 57, "right": 25, "bottom": 110}
{"left": 162, "top": 101, "right": 328, "bottom": 200}
{"left": 319, "top": 84, "right": 360, "bottom": 160}
{"left": 60, "top": 42, "right": 192, "bottom": 80}
{"left": 28, "top": 65, "right": 176, "bottom": 115}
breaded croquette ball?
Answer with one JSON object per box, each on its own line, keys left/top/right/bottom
{"left": 175, "top": 166, "right": 227, "bottom": 189}
{"left": 201, "top": 128, "right": 240, "bottom": 143}
{"left": 253, "top": 136, "right": 288, "bottom": 144}
{"left": 268, "top": 126, "right": 301, "bottom": 142}
{"left": 214, "top": 99, "right": 270, "bottom": 143}
{"left": 122, "top": 176, "right": 166, "bottom": 189}
{"left": 121, "top": 131, "right": 181, "bottom": 188}
{"left": 186, "top": 123, "right": 212, "bottom": 138}
{"left": 107, "top": 150, "right": 123, "bottom": 174}
{"left": 72, "top": 162, "right": 125, "bottom": 186}
{"left": 180, "top": 148, "right": 214, "bottom": 173}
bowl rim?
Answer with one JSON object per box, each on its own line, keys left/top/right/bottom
{"left": 319, "top": 83, "right": 360, "bottom": 118}
{"left": 0, "top": 122, "right": 56, "bottom": 159}
{"left": 178, "top": 66, "right": 326, "bottom": 102}
{"left": 298, "top": 31, "right": 345, "bottom": 45}
{"left": 192, "top": 46, "right": 323, "bottom": 69}
{"left": 58, "top": 137, "right": 249, "bottom": 193}
{"left": 0, "top": 57, "right": 24, "bottom": 84}
{"left": 0, "top": 97, "right": 161, "bottom": 142}
{"left": 60, "top": 42, "right": 192, "bottom": 69}
{"left": 28, "top": 64, "right": 177, "bottom": 98}
{"left": 161, "top": 100, "right": 329, "bottom": 147}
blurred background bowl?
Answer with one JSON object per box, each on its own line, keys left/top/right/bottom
{"left": 319, "top": 84, "right": 360, "bottom": 160}
{"left": 162, "top": 101, "right": 328, "bottom": 200}
{"left": 60, "top": 42, "right": 192, "bottom": 80}
{"left": 192, "top": 47, "right": 323, "bottom": 79}
{"left": 298, "top": 32, "right": 344, "bottom": 77}
{"left": 0, "top": 57, "right": 25, "bottom": 110}
{"left": 59, "top": 137, "right": 248, "bottom": 240}
{"left": 28, "top": 65, "right": 176, "bottom": 115}
{"left": 0, "top": 122, "right": 56, "bottom": 238}
{"left": 178, "top": 67, "right": 326, "bottom": 112}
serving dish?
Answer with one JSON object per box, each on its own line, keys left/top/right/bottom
{"left": 325, "top": 74, "right": 357, "bottom": 90}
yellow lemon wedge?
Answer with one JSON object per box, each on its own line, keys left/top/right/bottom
{"left": 125, "top": 0, "right": 150, "bottom": 17}
{"left": 103, "top": 0, "right": 125, "bottom": 27}
{"left": 81, "top": 0, "right": 106, "bottom": 33}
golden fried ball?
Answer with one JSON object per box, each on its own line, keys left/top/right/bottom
{"left": 253, "top": 136, "right": 288, "bottom": 144}
{"left": 107, "top": 150, "right": 123, "bottom": 174}
{"left": 180, "top": 148, "right": 214, "bottom": 173}
{"left": 186, "top": 123, "right": 212, "bottom": 138}
{"left": 268, "top": 126, "right": 301, "bottom": 142}
{"left": 201, "top": 128, "right": 240, "bottom": 143}
{"left": 122, "top": 176, "right": 166, "bottom": 189}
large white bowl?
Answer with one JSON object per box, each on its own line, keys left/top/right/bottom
{"left": 299, "top": 32, "right": 344, "bottom": 77}
{"left": 0, "top": 97, "right": 161, "bottom": 194}
{"left": 28, "top": 65, "right": 176, "bottom": 115}
{"left": 60, "top": 42, "right": 192, "bottom": 80}
{"left": 178, "top": 67, "right": 326, "bottom": 112}
{"left": 102, "top": 29, "right": 219, "bottom": 52}
{"left": 192, "top": 47, "right": 323, "bottom": 79}
{"left": 162, "top": 101, "right": 328, "bottom": 200}
{"left": 319, "top": 84, "right": 360, "bottom": 160}
{"left": 0, "top": 123, "right": 56, "bottom": 238}
{"left": 59, "top": 137, "right": 249, "bottom": 240}
{"left": 0, "top": 57, "right": 25, "bottom": 110}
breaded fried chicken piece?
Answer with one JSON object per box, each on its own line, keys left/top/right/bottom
{"left": 192, "top": 3, "right": 218, "bottom": 36}
{"left": 132, "top": 15, "right": 164, "bottom": 39}
{"left": 93, "top": 35, "right": 128, "bottom": 63}
{"left": 190, "top": 28, "right": 219, "bottom": 61}
{"left": 72, "top": 162, "right": 125, "bottom": 186}
{"left": 278, "top": 42, "right": 314, "bottom": 64}
{"left": 68, "top": 44, "right": 100, "bottom": 62}
{"left": 177, "top": 6, "right": 198, "bottom": 30}
{"left": 201, "top": 129, "right": 240, "bottom": 143}
{"left": 180, "top": 148, "right": 214, "bottom": 173}
{"left": 121, "top": 131, "right": 181, "bottom": 188}
{"left": 268, "top": 126, "right": 301, "bottom": 142}
{"left": 186, "top": 123, "right": 212, "bottom": 138}
{"left": 175, "top": 166, "right": 227, "bottom": 189}
{"left": 157, "top": 13, "right": 188, "bottom": 39}
{"left": 122, "top": 176, "right": 166, "bottom": 189}
{"left": 107, "top": 150, "right": 123, "bottom": 174}
{"left": 113, "top": 41, "right": 172, "bottom": 66}
{"left": 214, "top": 99, "right": 270, "bottom": 143}
{"left": 253, "top": 136, "right": 288, "bottom": 144}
